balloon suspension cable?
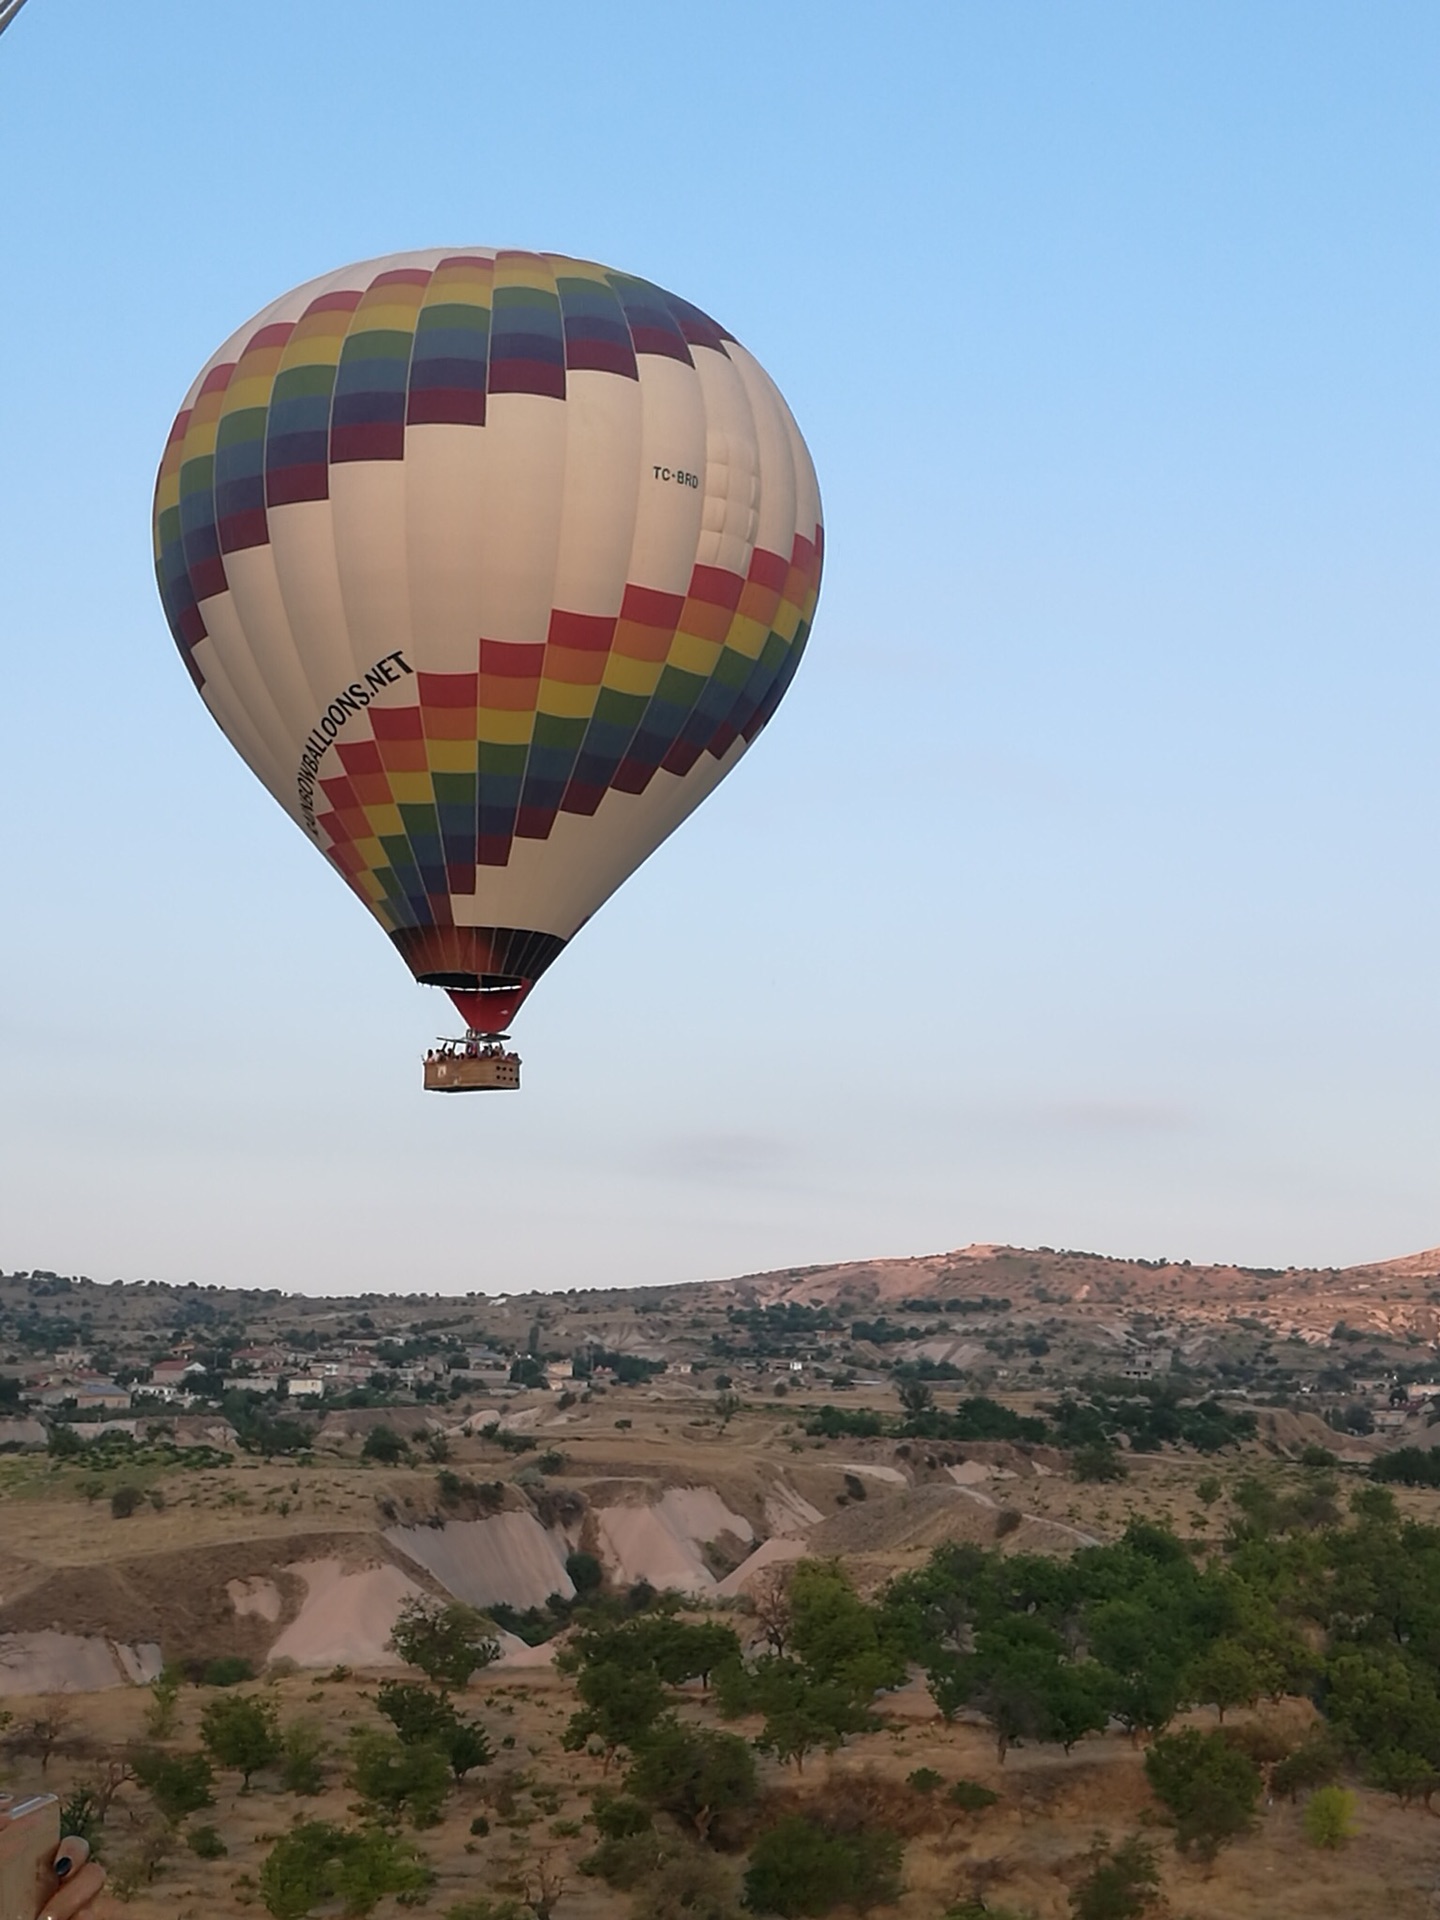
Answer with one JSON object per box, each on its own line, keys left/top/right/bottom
{"left": 0, "top": 0, "right": 31, "bottom": 35}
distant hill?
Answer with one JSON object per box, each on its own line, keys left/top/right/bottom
{"left": 724, "top": 1241, "right": 1440, "bottom": 1345}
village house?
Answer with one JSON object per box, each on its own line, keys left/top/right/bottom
{"left": 41, "top": 1377, "right": 132, "bottom": 1413}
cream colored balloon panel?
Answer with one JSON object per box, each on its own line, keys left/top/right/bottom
{"left": 153, "top": 248, "right": 823, "bottom": 1003}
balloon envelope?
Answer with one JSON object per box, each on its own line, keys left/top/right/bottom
{"left": 154, "top": 250, "right": 822, "bottom": 1031}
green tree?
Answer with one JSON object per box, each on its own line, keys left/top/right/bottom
{"left": 563, "top": 1659, "right": 666, "bottom": 1769}
{"left": 199, "top": 1692, "right": 282, "bottom": 1789}
{"left": 743, "top": 1815, "right": 901, "bottom": 1917}
{"left": 279, "top": 1719, "right": 329, "bottom": 1795}
{"left": 1144, "top": 1728, "right": 1260, "bottom": 1861}
{"left": 360, "top": 1425, "right": 407, "bottom": 1464}
{"left": 1270, "top": 1734, "right": 1341, "bottom": 1801}
{"left": 131, "top": 1747, "right": 215, "bottom": 1824}
{"left": 376, "top": 1680, "right": 460, "bottom": 1746}
{"left": 1325, "top": 1646, "right": 1440, "bottom": 1771}
{"left": 1350, "top": 1482, "right": 1399, "bottom": 1521}
{"left": 566, "top": 1550, "right": 603, "bottom": 1595}
{"left": 144, "top": 1666, "right": 182, "bottom": 1739}
{"left": 1365, "top": 1747, "right": 1440, "bottom": 1807}
{"left": 647, "top": 1619, "right": 742, "bottom": 1689}
{"left": 958, "top": 1628, "right": 1111, "bottom": 1762}
{"left": 1073, "top": 1443, "right": 1128, "bottom": 1483}
{"left": 1069, "top": 1834, "right": 1162, "bottom": 1919}
{"left": 1303, "top": 1786, "right": 1356, "bottom": 1849}
{"left": 630, "top": 1844, "right": 740, "bottom": 1920}
{"left": 347, "top": 1729, "right": 452, "bottom": 1827}
{"left": 580, "top": 1793, "right": 666, "bottom": 1890}
{"left": 624, "top": 1715, "right": 757, "bottom": 1843}
{"left": 788, "top": 1561, "right": 906, "bottom": 1698}
{"left": 895, "top": 1376, "right": 935, "bottom": 1421}
{"left": 730, "top": 1657, "right": 873, "bottom": 1772}
{"left": 389, "top": 1595, "right": 499, "bottom": 1689}
{"left": 562, "top": 1615, "right": 740, "bottom": 1690}
{"left": 1185, "top": 1639, "right": 1263, "bottom": 1723}
{"left": 443, "top": 1717, "right": 493, "bottom": 1781}
{"left": 259, "top": 1820, "right": 432, "bottom": 1918}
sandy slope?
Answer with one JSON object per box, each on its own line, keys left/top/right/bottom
{"left": 387, "top": 1512, "right": 576, "bottom": 1610}
{"left": 0, "top": 1630, "right": 161, "bottom": 1693}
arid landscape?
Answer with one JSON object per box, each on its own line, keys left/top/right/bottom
{"left": 2, "top": 1244, "right": 1440, "bottom": 1916}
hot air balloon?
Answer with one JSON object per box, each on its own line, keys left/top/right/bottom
{"left": 153, "top": 249, "right": 823, "bottom": 1089}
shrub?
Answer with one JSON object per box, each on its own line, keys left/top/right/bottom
{"left": 110, "top": 1484, "right": 144, "bottom": 1518}
{"left": 1303, "top": 1785, "right": 1357, "bottom": 1849}
{"left": 581, "top": 1829, "right": 668, "bottom": 1890}
{"left": 200, "top": 1655, "right": 255, "bottom": 1687}
{"left": 376, "top": 1680, "right": 459, "bottom": 1747}
{"left": 188, "top": 1824, "right": 228, "bottom": 1859}
{"left": 743, "top": 1815, "right": 902, "bottom": 1916}
{"left": 389, "top": 1595, "right": 499, "bottom": 1689}
{"left": 199, "top": 1692, "right": 282, "bottom": 1789}
{"left": 1370, "top": 1447, "right": 1440, "bottom": 1487}
{"left": 624, "top": 1716, "right": 757, "bottom": 1843}
{"left": 361, "top": 1425, "right": 407, "bottom": 1464}
{"left": 946, "top": 1779, "right": 1000, "bottom": 1814}
{"left": 1144, "top": 1728, "right": 1260, "bottom": 1860}
{"left": 591, "top": 1793, "right": 653, "bottom": 1839}
{"left": 259, "top": 1820, "right": 433, "bottom": 1918}
{"left": 107, "top": 1820, "right": 176, "bottom": 1896}
{"left": 145, "top": 1667, "right": 182, "bottom": 1738}
{"left": 906, "top": 1767, "right": 943, "bottom": 1795}
{"left": 279, "top": 1718, "right": 328, "bottom": 1795}
{"left": 131, "top": 1747, "right": 215, "bottom": 1824}
{"left": 347, "top": 1728, "right": 452, "bottom": 1828}
{"left": 1073, "top": 1443, "right": 1128, "bottom": 1483}
{"left": 57, "top": 1787, "right": 100, "bottom": 1851}
{"left": 567, "top": 1550, "right": 604, "bottom": 1594}
{"left": 631, "top": 1845, "right": 741, "bottom": 1920}
{"left": 1270, "top": 1733, "right": 1341, "bottom": 1799}
{"left": 1069, "top": 1834, "right": 1161, "bottom": 1919}
{"left": 1366, "top": 1747, "right": 1440, "bottom": 1805}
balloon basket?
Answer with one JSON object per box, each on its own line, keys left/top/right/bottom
{"left": 423, "top": 1034, "right": 521, "bottom": 1093}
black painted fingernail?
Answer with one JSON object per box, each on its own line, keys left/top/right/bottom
{"left": 53, "top": 1855, "right": 73, "bottom": 1877}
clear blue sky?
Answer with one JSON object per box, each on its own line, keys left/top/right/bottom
{"left": 2, "top": 0, "right": 1437, "bottom": 1293}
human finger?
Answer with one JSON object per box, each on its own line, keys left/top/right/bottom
{"left": 50, "top": 1837, "right": 91, "bottom": 1878}
{"left": 38, "top": 1858, "right": 106, "bottom": 1920}
{"left": 33, "top": 1834, "right": 89, "bottom": 1908}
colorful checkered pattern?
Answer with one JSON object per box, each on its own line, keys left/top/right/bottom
{"left": 154, "top": 250, "right": 822, "bottom": 1011}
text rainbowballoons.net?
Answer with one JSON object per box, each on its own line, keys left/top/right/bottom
{"left": 153, "top": 249, "right": 823, "bottom": 1047}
